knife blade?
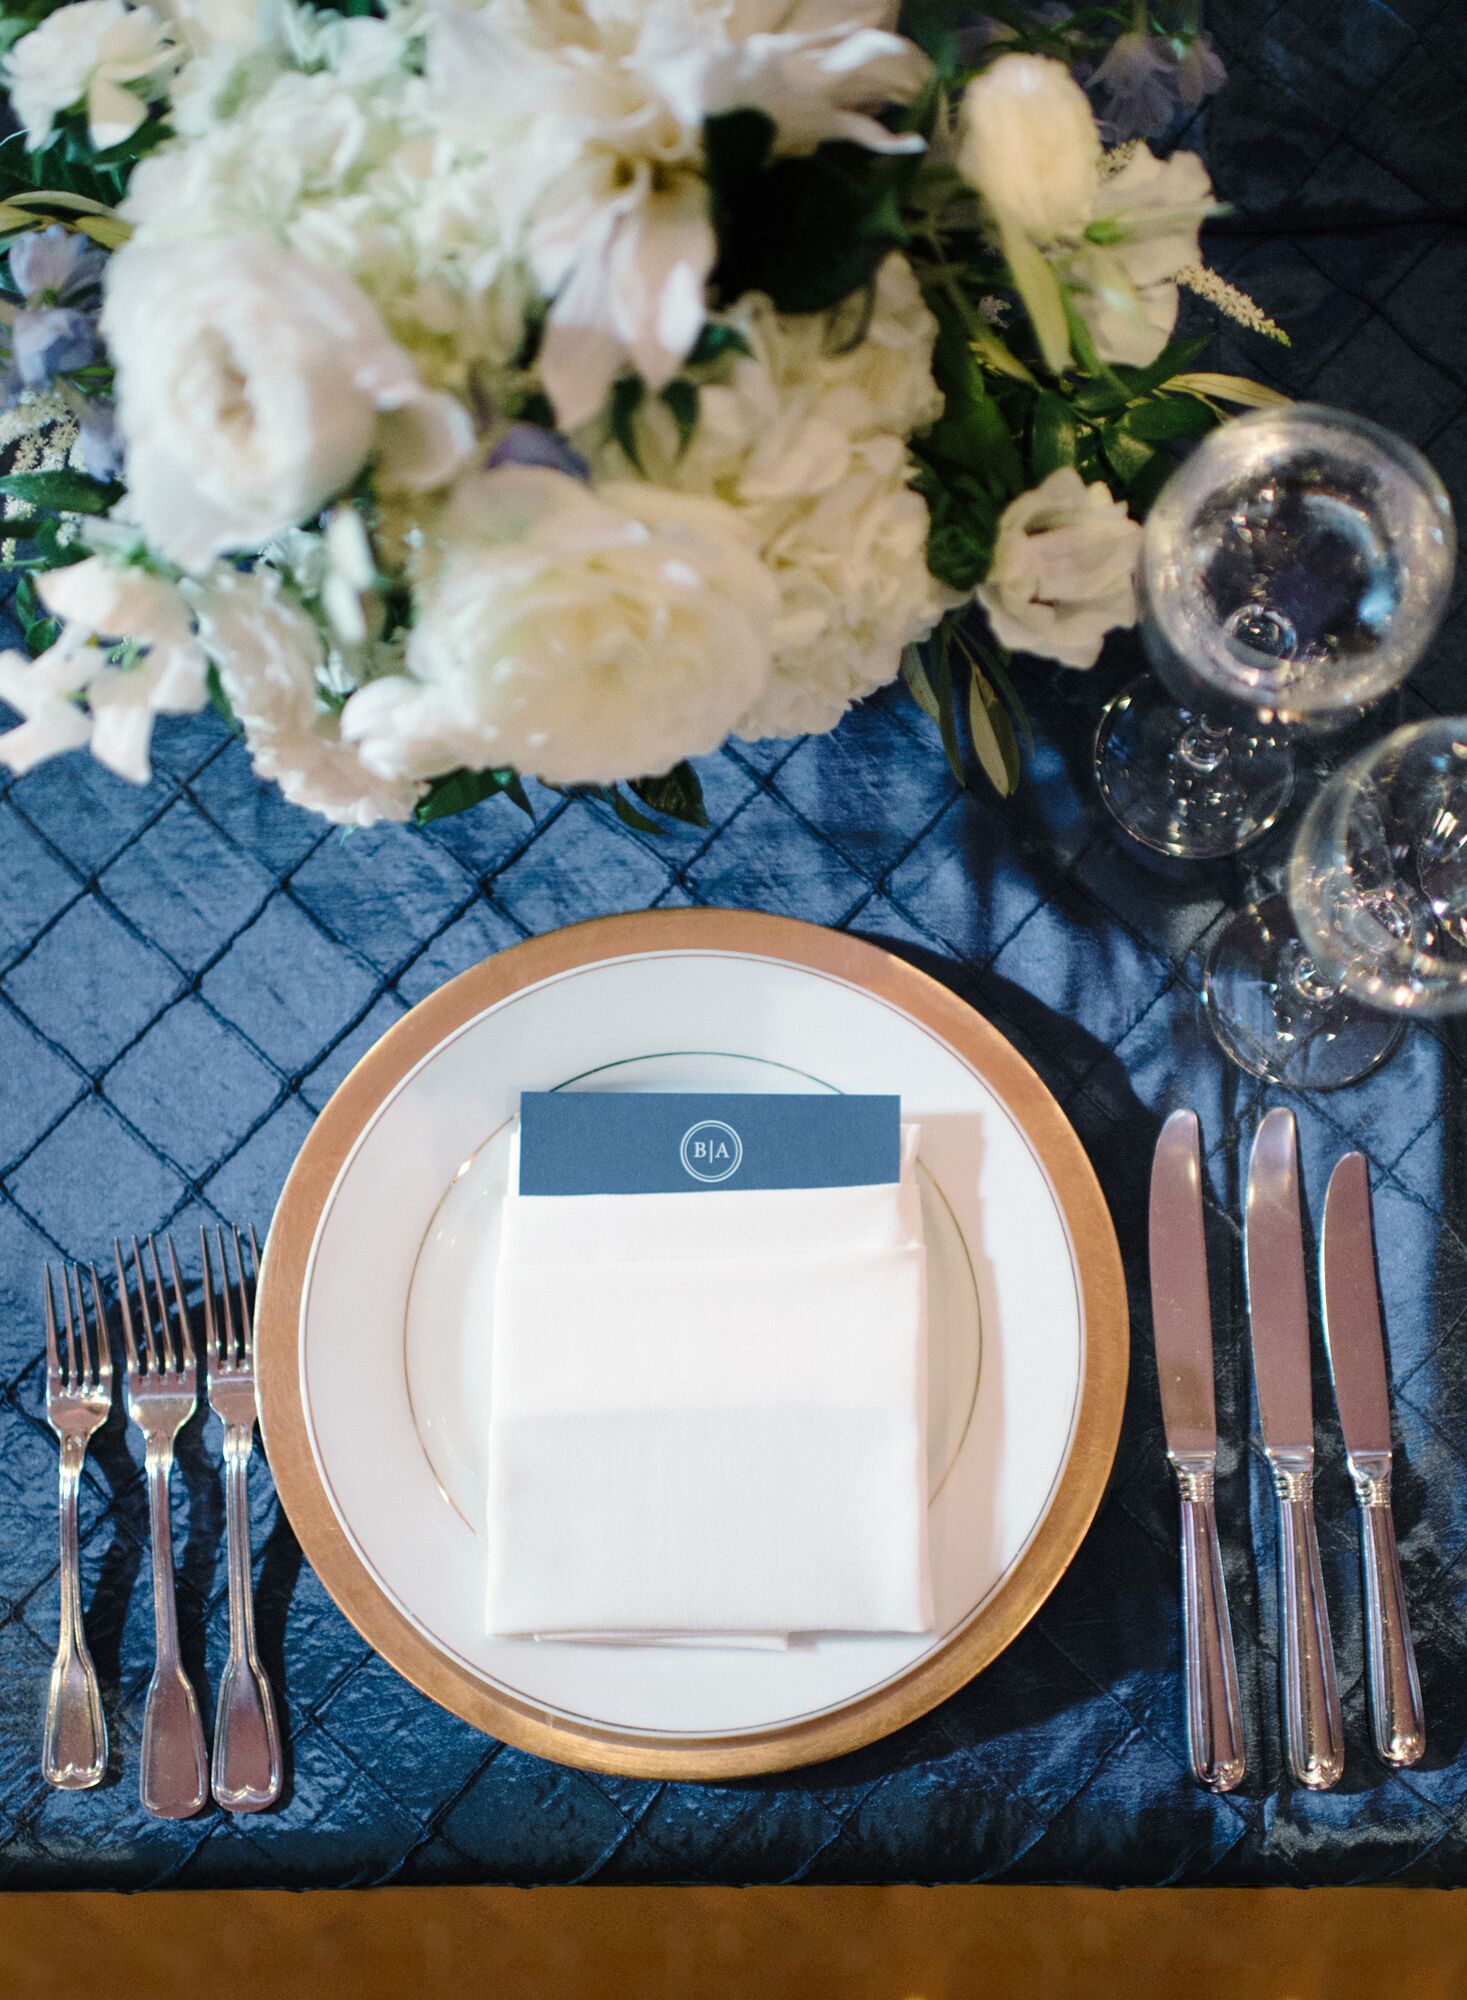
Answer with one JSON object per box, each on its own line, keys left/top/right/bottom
{"left": 1149, "top": 1109, "right": 1244, "bottom": 1792}
{"left": 1321, "top": 1151, "right": 1392, "bottom": 1457}
{"left": 1322, "top": 1151, "right": 1425, "bottom": 1768}
{"left": 1150, "top": 1109, "right": 1217, "bottom": 1458}
{"left": 1244, "top": 1106, "right": 1314, "bottom": 1452}
{"left": 1245, "top": 1107, "right": 1343, "bottom": 1790}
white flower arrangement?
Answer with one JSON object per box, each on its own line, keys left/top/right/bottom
{"left": 0, "top": 0, "right": 1281, "bottom": 832}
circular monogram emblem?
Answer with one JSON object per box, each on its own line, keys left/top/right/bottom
{"left": 679, "top": 1119, "right": 743, "bottom": 1184}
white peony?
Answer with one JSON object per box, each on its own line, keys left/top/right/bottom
{"left": 102, "top": 235, "right": 473, "bottom": 571}
{"left": 38, "top": 557, "right": 207, "bottom": 782}
{"left": 587, "top": 254, "right": 947, "bottom": 738}
{"left": 1070, "top": 146, "right": 1213, "bottom": 366}
{"left": 427, "top": 0, "right": 928, "bottom": 427}
{"left": 189, "top": 567, "right": 420, "bottom": 824}
{"left": 341, "top": 465, "right": 778, "bottom": 786}
{"left": 7, "top": 0, "right": 175, "bottom": 149}
{"left": 956, "top": 53, "right": 1100, "bottom": 242}
{"left": 977, "top": 467, "right": 1141, "bottom": 669}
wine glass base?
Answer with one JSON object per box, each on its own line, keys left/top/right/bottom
{"left": 1203, "top": 894, "right": 1405, "bottom": 1089}
{"left": 1094, "top": 678, "right": 1295, "bottom": 859}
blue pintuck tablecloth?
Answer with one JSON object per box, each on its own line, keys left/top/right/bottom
{"left": 1, "top": 0, "right": 1465, "bottom": 1891}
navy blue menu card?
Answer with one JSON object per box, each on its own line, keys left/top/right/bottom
{"left": 517, "top": 1092, "right": 901, "bottom": 1196}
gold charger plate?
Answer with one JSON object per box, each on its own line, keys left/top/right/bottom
{"left": 257, "top": 908, "right": 1128, "bottom": 1779}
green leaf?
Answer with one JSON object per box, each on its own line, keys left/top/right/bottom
{"left": 205, "top": 662, "right": 238, "bottom": 730}
{"left": 931, "top": 635, "right": 966, "bottom": 789}
{"left": 967, "top": 662, "right": 1021, "bottom": 797}
{"left": 608, "top": 375, "right": 646, "bottom": 473}
{"left": 604, "top": 786, "right": 668, "bottom": 836}
{"left": 1031, "top": 391, "right": 1079, "bottom": 476}
{"left": 630, "top": 761, "right": 709, "bottom": 829}
{"left": 24, "top": 616, "right": 58, "bottom": 657}
{"left": 996, "top": 218, "right": 1070, "bottom": 375}
{"left": 1167, "top": 371, "right": 1293, "bottom": 410}
{"left": 924, "top": 289, "right": 1024, "bottom": 496}
{"left": 1118, "top": 395, "right": 1218, "bottom": 443}
{"left": 413, "top": 766, "right": 528, "bottom": 825}
{"left": 0, "top": 469, "right": 122, "bottom": 515}
{"left": 1100, "top": 422, "right": 1157, "bottom": 489}
{"left": 687, "top": 321, "right": 751, "bottom": 367}
{"left": 660, "top": 378, "right": 699, "bottom": 458}
{"left": 900, "top": 642, "right": 941, "bottom": 727}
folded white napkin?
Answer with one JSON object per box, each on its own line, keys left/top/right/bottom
{"left": 485, "top": 1122, "right": 932, "bottom": 1644}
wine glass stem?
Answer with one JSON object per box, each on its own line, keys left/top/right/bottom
{"left": 1177, "top": 716, "right": 1232, "bottom": 775}
{"left": 1281, "top": 941, "right": 1338, "bottom": 1008}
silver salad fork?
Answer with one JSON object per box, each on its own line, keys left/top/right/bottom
{"left": 117, "top": 1235, "right": 209, "bottom": 1820}
{"left": 202, "top": 1224, "right": 282, "bottom": 1812}
{"left": 41, "top": 1263, "right": 111, "bottom": 1790}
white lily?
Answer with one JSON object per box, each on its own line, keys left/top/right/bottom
{"left": 6, "top": 0, "right": 175, "bottom": 150}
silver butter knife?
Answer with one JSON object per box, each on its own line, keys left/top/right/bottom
{"left": 1245, "top": 1107, "right": 1344, "bottom": 1790}
{"left": 1322, "top": 1152, "right": 1425, "bottom": 1768}
{"left": 1149, "top": 1109, "right": 1246, "bottom": 1792}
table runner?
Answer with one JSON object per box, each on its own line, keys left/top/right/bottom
{"left": 0, "top": 0, "right": 1464, "bottom": 1889}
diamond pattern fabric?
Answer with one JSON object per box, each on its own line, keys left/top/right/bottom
{"left": 0, "top": 0, "right": 1465, "bottom": 1888}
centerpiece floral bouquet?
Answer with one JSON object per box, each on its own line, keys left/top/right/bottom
{"left": 0, "top": 0, "right": 1284, "bottom": 830}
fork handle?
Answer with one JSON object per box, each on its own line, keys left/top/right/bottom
{"left": 212, "top": 1424, "right": 282, "bottom": 1812}
{"left": 141, "top": 1440, "right": 207, "bottom": 1820}
{"left": 43, "top": 1438, "right": 106, "bottom": 1789}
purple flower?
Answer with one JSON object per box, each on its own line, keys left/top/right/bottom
{"left": 486, "top": 422, "right": 590, "bottom": 481}
{"left": 0, "top": 224, "right": 109, "bottom": 403}
{"left": 9, "top": 225, "right": 106, "bottom": 306}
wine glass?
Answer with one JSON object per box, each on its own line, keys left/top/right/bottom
{"left": 1095, "top": 405, "right": 1456, "bottom": 859}
{"left": 1203, "top": 719, "right": 1467, "bottom": 1089}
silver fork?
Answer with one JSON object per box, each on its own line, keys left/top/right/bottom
{"left": 202, "top": 1224, "right": 282, "bottom": 1812}
{"left": 117, "top": 1234, "right": 208, "bottom": 1820}
{"left": 41, "top": 1263, "right": 111, "bottom": 1790}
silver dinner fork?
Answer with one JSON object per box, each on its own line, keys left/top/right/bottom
{"left": 41, "top": 1264, "right": 111, "bottom": 1790}
{"left": 202, "top": 1224, "right": 282, "bottom": 1812}
{"left": 117, "top": 1234, "right": 208, "bottom": 1820}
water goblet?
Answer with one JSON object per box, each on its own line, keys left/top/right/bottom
{"left": 1095, "top": 404, "right": 1456, "bottom": 859}
{"left": 1203, "top": 719, "right": 1467, "bottom": 1089}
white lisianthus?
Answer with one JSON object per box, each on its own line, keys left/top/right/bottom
{"left": 428, "top": 0, "right": 928, "bottom": 427}
{"left": 587, "top": 254, "right": 948, "bottom": 739}
{"left": 956, "top": 54, "right": 1100, "bottom": 242}
{"left": 188, "top": 567, "right": 420, "bottom": 824}
{"left": 102, "top": 235, "right": 473, "bottom": 571}
{"left": 977, "top": 467, "right": 1141, "bottom": 669}
{"left": 0, "top": 631, "right": 99, "bottom": 773}
{"left": 38, "top": 557, "right": 207, "bottom": 782}
{"left": 1071, "top": 146, "right": 1214, "bottom": 365}
{"left": 6, "top": 0, "right": 175, "bottom": 149}
{"left": 341, "top": 466, "right": 778, "bottom": 786}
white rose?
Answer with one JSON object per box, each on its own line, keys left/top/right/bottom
{"left": 103, "top": 235, "right": 473, "bottom": 572}
{"left": 977, "top": 467, "right": 1141, "bottom": 669}
{"left": 188, "top": 567, "right": 420, "bottom": 825}
{"left": 341, "top": 466, "right": 777, "bottom": 787}
{"left": 956, "top": 54, "right": 1100, "bottom": 242}
{"left": 1071, "top": 147, "right": 1214, "bottom": 366}
{"left": 6, "top": 0, "right": 174, "bottom": 150}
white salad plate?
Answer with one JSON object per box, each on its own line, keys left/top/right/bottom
{"left": 258, "top": 909, "right": 1126, "bottom": 1779}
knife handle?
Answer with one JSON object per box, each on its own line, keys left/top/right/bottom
{"left": 1171, "top": 1457, "right": 1246, "bottom": 1792}
{"left": 1349, "top": 1452, "right": 1425, "bottom": 1768}
{"left": 1270, "top": 1451, "right": 1344, "bottom": 1790}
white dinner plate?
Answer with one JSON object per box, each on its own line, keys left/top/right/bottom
{"left": 258, "top": 910, "right": 1126, "bottom": 1778}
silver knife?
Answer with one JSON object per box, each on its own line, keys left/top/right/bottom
{"left": 1245, "top": 1107, "right": 1344, "bottom": 1790}
{"left": 1149, "top": 1109, "right": 1246, "bottom": 1792}
{"left": 1321, "top": 1152, "right": 1425, "bottom": 1768}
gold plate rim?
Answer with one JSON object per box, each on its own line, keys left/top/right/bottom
{"left": 256, "top": 908, "right": 1129, "bottom": 1781}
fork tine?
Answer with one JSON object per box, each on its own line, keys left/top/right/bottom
{"left": 87, "top": 1263, "right": 111, "bottom": 1391}
{"left": 164, "top": 1236, "right": 193, "bottom": 1368}
{"left": 67, "top": 1265, "right": 90, "bottom": 1393}
{"left": 115, "top": 1240, "right": 141, "bottom": 1374}
{"left": 247, "top": 1224, "right": 260, "bottom": 1284}
{"left": 215, "top": 1225, "right": 238, "bottom": 1365}
{"left": 130, "top": 1235, "right": 159, "bottom": 1372}
{"left": 230, "top": 1224, "right": 252, "bottom": 1361}
{"left": 43, "top": 1266, "right": 61, "bottom": 1381}
{"left": 145, "top": 1236, "right": 173, "bottom": 1370}
{"left": 199, "top": 1226, "right": 221, "bottom": 1366}
{"left": 59, "top": 1262, "right": 78, "bottom": 1384}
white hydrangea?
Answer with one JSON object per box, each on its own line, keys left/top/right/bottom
{"left": 341, "top": 465, "right": 778, "bottom": 786}
{"left": 587, "top": 253, "right": 948, "bottom": 739}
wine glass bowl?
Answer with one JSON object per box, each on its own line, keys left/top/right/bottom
{"left": 1144, "top": 404, "right": 1457, "bottom": 727}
